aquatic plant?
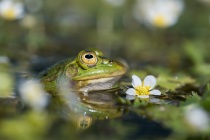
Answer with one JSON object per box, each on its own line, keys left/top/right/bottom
{"left": 126, "top": 75, "right": 161, "bottom": 99}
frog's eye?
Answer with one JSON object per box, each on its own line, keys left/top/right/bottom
{"left": 81, "top": 52, "right": 98, "bottom": 67}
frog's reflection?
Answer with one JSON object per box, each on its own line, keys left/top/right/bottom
{"left": 55, "top": 90, "right": 124, "bottom": 129}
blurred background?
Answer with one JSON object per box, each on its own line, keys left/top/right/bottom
{"left": 1, "top": 0, "right": 210, "bottom": 139}
{"left": 0, "top": 0, "right": 210, "bottom": 73}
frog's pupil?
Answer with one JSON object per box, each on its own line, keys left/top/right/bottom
{"left": 85, "top": 54, "right": 93, "bottom": 59}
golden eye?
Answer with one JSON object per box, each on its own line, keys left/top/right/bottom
{"left": 81, "top": 52, "right": 98, "bottom": 67}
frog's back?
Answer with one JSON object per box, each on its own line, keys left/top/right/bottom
{"left": 38, "top": 58, "right": 73, "bottom": 93}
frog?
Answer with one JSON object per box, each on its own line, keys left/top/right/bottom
{"left": 38, "top": 49, "right": 127, "bottom": 94}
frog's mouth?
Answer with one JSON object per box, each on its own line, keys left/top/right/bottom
{"left": 70, "top": 60, "right": 127, "bottom": 92}
{"left": 77, "top": 76, "right": 122, "bottom": 92}
{"left": 72, "top": 69, "right": 126, "bottom": 81}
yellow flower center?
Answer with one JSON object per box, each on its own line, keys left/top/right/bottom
{"left": 3, "top": 8, "right": 16, "bottom": 20}
{"left": 135, "top": 85, "right": 150, "bottom": 95}
{"left": 153, "top": 15, "right": 167, "bottom": 28}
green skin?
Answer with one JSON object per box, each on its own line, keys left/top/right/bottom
{"left": 39, "top": 49, "right": 127, "bottom": 95}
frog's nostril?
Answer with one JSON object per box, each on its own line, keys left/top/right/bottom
{"left": 102, "top": 59, "right": 108, "bottom": 64}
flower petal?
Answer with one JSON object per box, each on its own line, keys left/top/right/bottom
{"left": 143, "top": 75, "right": 156, "bottom": 89}
{"left": 138, "top": 95, "right": 149, "bottom": 98}
{"left": 126, "top": 88, "right": 136, "bottom": 95}
{"left": 132, "top": 75, "right": 142, "bottom": 88}
{"left": 150, "top": 89, "right": 161, "bottom": 95}
{"left": 126, "top": 95, "right": 135, "bottom": 100}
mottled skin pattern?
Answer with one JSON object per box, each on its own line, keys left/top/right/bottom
{"left": 38, "top": 50, "right": 127, "bottom": 95}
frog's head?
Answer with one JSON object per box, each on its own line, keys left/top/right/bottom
{"left": 65, "top": 49, "right": 127, "bottom": 92}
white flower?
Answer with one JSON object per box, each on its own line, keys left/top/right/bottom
{"left": 126, "top": 75, "right": 161, "bottom": 99}
{"left": 103, "top": 0, "right": 126, "bottom": 7}
{"left": 185, "top": 105, "right": 210, "bottom": 131}
{"left": 0, "top": 0, "right": 24, "bottom": 20}
{"left": 19, "top": 79, "right": 48, "bottom": 111}
{"left": 133, "top": 0, "right": 184, "bottom": 28}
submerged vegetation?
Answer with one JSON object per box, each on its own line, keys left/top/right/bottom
{"left": 0, "top": 0, "right": 210, "bottom": 139}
